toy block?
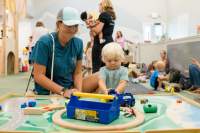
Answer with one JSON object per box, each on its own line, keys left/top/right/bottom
{"left": 23, "top": 107, "right": 46, "bottom": 115}
{"left": 43, "top": 104, "right": 65, "bottom": 111}
{"left": 28, "top": 100, "right": 36, "bottom": 107}
{"left": 20, "top": 103, "right": 27, "bottom": 108}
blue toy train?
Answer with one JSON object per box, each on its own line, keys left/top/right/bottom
{"left": 108, "top": 89, "right": 135, "bottom": 107}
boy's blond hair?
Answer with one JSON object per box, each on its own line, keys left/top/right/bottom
{"left": 155, "top": 60, "right": 165, "bottom": 71}
{"left": 101, "top": 42, "right": 124, "bottom": 62}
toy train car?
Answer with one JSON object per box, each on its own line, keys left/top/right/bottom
{"left": 108, "top": 89, "right": 135, "bottom": 107}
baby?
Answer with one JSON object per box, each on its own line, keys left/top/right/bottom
{"left": 98, "top": 42, "right": 129, "bottom": 94}
{"left": 80, "top": 11, "right": 105, "bottom": 44}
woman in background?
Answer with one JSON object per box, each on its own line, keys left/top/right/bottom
{"left": 115, "top": 31, "right": 125, "bottom": 49}
{"left": 90, "top": 0, "right": 116, "bottom": 73}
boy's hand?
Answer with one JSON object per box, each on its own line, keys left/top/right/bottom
{"left": 115, "top": 89, "right": 120, "bottom": 94}
{"left": 102, "top": 89, "right": 108, "bottom": 95}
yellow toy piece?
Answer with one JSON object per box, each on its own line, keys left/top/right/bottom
{"left": 100, "top": 99, "right": 107, "bottom": 103}
{"left": 165, "top": 85, "right": 175, "bottom": 94}
{"left": 165, "top": 85, "right": 170, "bottom": 92}
{"left": 73, "top": 92, "right": 114, "bottom": 100}
{"left": 170, "top": 86, "right": 175, "bottom": 94}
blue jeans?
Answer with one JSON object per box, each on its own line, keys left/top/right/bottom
{"left": 189, "top": 64, "right": 200, "bottom": 88}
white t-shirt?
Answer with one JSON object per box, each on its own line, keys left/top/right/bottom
{"left": 31, "top": 27, "right": 49, "bottom": 47}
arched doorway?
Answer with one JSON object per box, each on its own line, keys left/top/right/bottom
{"left": 7, "top": 52, "right": 15, "bottom": 75}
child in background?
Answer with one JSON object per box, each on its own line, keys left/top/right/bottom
{"left": 98, "top": 42, "right": 129, "bottom": 94}
{"left": 80, "top": 11, "right": 105, "bottom": 44}
{"left": 150, "top": 61, "right": 168, "bottom": 91}
{"left": 147, "top": 60, "right": 157, "bottom": 78}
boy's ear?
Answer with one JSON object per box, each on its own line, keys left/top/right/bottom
{"left": 101, "top": 56, "right": 105, "bottom": 63}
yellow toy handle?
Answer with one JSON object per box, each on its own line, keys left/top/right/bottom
{"left": 73, "top": 92, "right": 114, "bottom": 100}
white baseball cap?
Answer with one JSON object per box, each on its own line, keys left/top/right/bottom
{"left": 57, "top": 7, "right": 82, "bottom": 26}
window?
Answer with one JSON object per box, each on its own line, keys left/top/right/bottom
{"left": 143, "top": 23, "right": 152, "bottom": 41}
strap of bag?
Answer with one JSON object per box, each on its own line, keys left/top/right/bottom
{"left": 25, "top": 33, "right": 55, "bottom": 94}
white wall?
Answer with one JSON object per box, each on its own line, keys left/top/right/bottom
{"left": 26, "top": 0, "right": 168, "bottom": 43}
{"left": 167, "top": 0, "right": 200, "bottom": 39}
{"left": 18, "top": 20, "right": 32, "bottom": 58}
{"left": 21, "top": 0, "right": 200, "bottom": 62}
{"left": 136, "top": 43, "right": 166, "bottom": 65}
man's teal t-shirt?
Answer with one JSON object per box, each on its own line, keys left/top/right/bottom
{"left": 99, "top": 66, "right": 129, "bottom": 90}
{"left": 32, "top": 32, "right": 83, "bottom": 95}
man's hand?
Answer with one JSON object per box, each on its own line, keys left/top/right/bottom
{"left": 63, "top": 89, "right": 79, "bottom": 98}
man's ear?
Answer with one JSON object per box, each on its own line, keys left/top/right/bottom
{"left": 56, "top": 21, "right": 62, "bottom": 31}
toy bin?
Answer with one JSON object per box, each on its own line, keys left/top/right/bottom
{"left": 66, "top": 93, "right": 121, "bottom": 124}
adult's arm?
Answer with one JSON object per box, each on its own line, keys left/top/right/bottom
{"left": 33, "top": 63, "right": 63, "bottom": 94}
{"left": 73, "top": 60, "right": 82, "bottom": 91}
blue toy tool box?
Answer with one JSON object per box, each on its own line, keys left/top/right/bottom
{"left": 66, "top": 93, "right": 121, "bottom": 124}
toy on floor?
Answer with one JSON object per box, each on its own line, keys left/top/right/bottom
{"left": 108, "top": 89, "right": 135, "bottom": 107}
{"left": 21, "top": 99, "right": 64, "bottom": 115}
{"left": 28, "top": 100, "right": 37, "bottom": 107}
{"left": 143, "top": 103, "right": 157, "bottom": 113}
{"left": 20, "top": 103, "right": 27, "bottom": 108}
{"left": 163, "top": 81, "right": 181, "bottom": 93}
{"left": 176, "top": 99, "right": 182, "bottom": 104}
{"left": 147, "top": 91, "right": 155, "bottom": 95}
{"left": 121, "top": 93, "right": 135, "bottom": 107}
{"left": 67, "top": 92, "right": 121, "bottom": 124}
{"left": 165, "top": 85, "right": 175, "bottom": 93}
{"left": 140, "top": 98, "right": 148, "bottom": 104}
{"left": 23, "top": 107, "right": 46, "bottom": 115}
{"left": 53, "top": 107, "right": 145, "bottom": 131}
{"left": 121, "top": 107, "right": 135, "bottom": 118}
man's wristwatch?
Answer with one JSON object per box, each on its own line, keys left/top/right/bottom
{"left": 60, "top": 87, "right": 66, "bottom": 96}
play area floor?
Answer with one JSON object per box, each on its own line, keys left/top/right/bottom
{"left": 0, "top": 94, "right": 200, "bottom": 133}
{"left": 0, "top": 72, "right": 200, "bottom": 133}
